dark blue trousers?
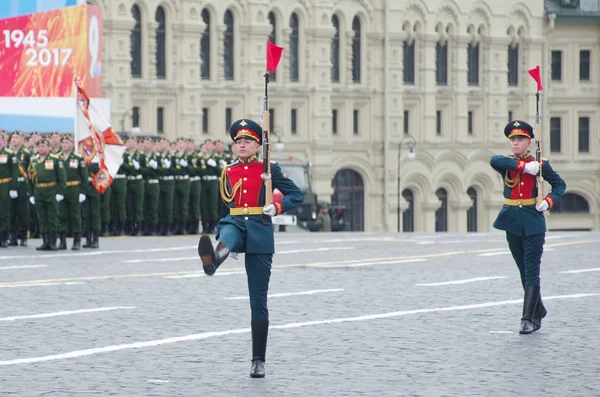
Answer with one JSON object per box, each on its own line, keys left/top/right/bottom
{"left": 219, "top": 224, "right": 272, "bottom": 321}
{"left": 506, "top": 232, "right": 545, "bottom": 287}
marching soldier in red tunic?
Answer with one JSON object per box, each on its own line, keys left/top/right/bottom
{"left": 491, "top": 120, "right": 566, "bottom": 334}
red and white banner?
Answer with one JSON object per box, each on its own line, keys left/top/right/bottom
{"left": 74, "top": 78, "right": 124, "bottom": 194}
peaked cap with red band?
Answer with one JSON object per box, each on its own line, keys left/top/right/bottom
{"left": 230, "top": 119, "right": 263, "bottom": 145}
{"left": 504, "top": 120, "right": 534, "bottom": 139}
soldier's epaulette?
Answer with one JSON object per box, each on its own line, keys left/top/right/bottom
{"left": 5, "top": 148, "right": 14, "bottom": 154}
{"left": 73, "top": 152, "right": 84, "bottom": 159}
{"left": 50, "top": 153, "right": 60, "bottom": 159}
{"left": 501, "top": 154, "right": 514, "bottom": 158}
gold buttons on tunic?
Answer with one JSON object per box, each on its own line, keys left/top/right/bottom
{"left": 243, "top": 189, "right": 247, "bottom": 193}
{"left": 243, "top": 177, "right": 247, "bottom": 181}
{"left": 244, "top": 166, "right": 248, "bottom": 170}
{"left": 244, "top": 203, "right": 248, "bottom": 207}
{"left": 244, "top": 217, "right": 249, "bottom": 220}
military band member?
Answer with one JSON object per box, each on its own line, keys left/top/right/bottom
{"left": 8, "top": 131, "right": 31, "bottom": 246}
{"left": 0, "top": 132, "right": 19, "bottom": 248}
{"left": 57, "top": 135, "right": 88, "bottom": 250}
{"left": 124, "top": 136, "right": 145, "bottom": 236}
{"left": 28, "top": 139, "right": 67, "bottom": 251}
{"left": 141, "top": 137, "right": 160, "bottom": 235}
{"left": 491, "top": 120, "right": 566, "bottom": 334}
{"left": 198, "top": 119, "right": 304, "bottom": 378}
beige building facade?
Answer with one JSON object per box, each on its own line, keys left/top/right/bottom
{"left": 89, "top": 0, "right": 599, "bottom": 232}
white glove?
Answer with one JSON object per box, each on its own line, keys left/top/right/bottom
{"left": 180, "top": 159, "right": 188, "bottom": 167}
{"left": 149, "top": 159, "right": 158, "bottom": 169}
{"left": 29, "top": 196, "right": 35, "bottom": 205}
{"left": 219, "top": 159, "right": 228, "bottom": 167}
{"left": 524, "top": 161, "right": 540, "bottom": 176}
{"left": 207, "top": 158, "right": 217, "bottom": 167}
{"left": 9, "top": 190, "right": 18, "bottom": 199}
{"left": 91, "top": 156, "right": 100, "bottom": 164}
{"left": 263, "top": 204, "right": 277, "bottom": 217}
{"left": 536, "top": 200, "right": 549, "bottom": 212}
{"left": 79, "top": 193, "right": 86, "bottom": 203}
{"left": 132, "top": 160, "right": 140, "bottom": 170}
{"left": 163, "top": 160, "right": 171, "bottom": 169}
{"left": 55, "top": 194, "right": 64, "bottom": 202}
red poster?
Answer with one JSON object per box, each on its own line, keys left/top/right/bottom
{"left": 0, "top": 4, "right": 102, "bottom": 97}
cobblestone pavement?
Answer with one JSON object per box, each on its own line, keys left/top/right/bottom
{"left": 1, "top": 231, "right": 599, "bottom": 397}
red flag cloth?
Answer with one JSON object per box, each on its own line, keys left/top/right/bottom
{"left": 266, "top": 41, "right": 284, "bottom": 72}
{"left": 528, "top": 66, "right": 543, "bottom": 91}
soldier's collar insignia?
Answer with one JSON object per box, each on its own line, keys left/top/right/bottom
{"left": 513, "top": 121, "right": 520, "bottom": 127}
{"left": 239, "top": 120, "right": 248, "bottom": 127}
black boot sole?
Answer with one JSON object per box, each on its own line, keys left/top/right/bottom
{"left": 198, "top": 235, "right": 216, "bottom": 276}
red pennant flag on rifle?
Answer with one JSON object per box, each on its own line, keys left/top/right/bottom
{"left": 528, "top": 65, "right": 543, "bottom": 92}
{"left": 266, "top": 40, "right": 284, "bottom": 72}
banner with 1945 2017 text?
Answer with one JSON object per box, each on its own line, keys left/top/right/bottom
{"left": 0, "top": 4, "right": 102, "bottom": 98}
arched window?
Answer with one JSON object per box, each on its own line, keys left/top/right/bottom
{"left": 200, "top": 9, "right": 210, "bottom": 80}
{"left": 289, "top": 13, "right": 299, "bottom": 82}
{"left": 223, "top": 10, "right": 234, "bottom": 80}
{"left": 130, "top": 5, "right": 142, "bottom": 77}
{"left": 402, "top": 189, "right": 415, "bottom": 232}
{"left": 268, "top": 12, "right": 277, "bottom": 81}
{"left": 435, "top": 188, "right": 448, "bottom": 232}
{"left": 467, "top": 187, "right": 478, "bottom": 232}
{"left": 155, "top": 7, "right": 166, "bottom": 79}
{"left": 549, "top": 193, "right": 590, "bottom": 214}
{"left": 352, "top": 16, "right": 361, "bottom": 83}
{"left": 331, "top": 15, "right": 340, "bottom": 83}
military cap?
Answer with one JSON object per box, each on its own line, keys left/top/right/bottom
{"left": 30, "top": 131, "right": 41, "bottom": 136}
{"left": 37, "top": 138, "right": 50, "bottom": 146}
{"left": 50, "top": 131, "right": 61, "bottom": 137}
{"left": 504, "top": 120, "right": 534, "bottom": 139}
{"left": 10, "top": 130, "right": 22, "bottom": 136}
{"left": 229, "top": 119, "right": 262, "bottom": 145}
{"left": 61, "top": 134, "right": 74, "bottom": 142}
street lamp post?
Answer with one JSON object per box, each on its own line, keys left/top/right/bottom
{"left": 397, "top": 135, "right": 416, "bottom": 232}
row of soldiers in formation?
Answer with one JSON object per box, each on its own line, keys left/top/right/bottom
{"left": 0, "top": 129, "right": 237, "bottom": 250}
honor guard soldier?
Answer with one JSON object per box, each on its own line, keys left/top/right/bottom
{"left": 81, "top": 158, "right": 101, "bottom": 248}
{"left": 157, "top": 137, "right": 175, "bottom": 236}
{"left": 491, "top": 121, "right": 566, "bottom": 334}
{"left": 28, "top": 139, "right": 67, "bottom": 251}
{"left": 124, "top": 136, "right": 145, "bottom": 236}
{"left": 198, "top": 119, "right": 304, "bottom": 378}
{"left": 57, "top": 135, "right": 88, "bottom": 250}
{"left": 8, "top": 131, "right": 31, "bottom": 247}
{"left": 141, "top": 137, "right": 160, "bottom": 235}
{"left": 0, "top": 131, "right": 19, "bottom": 247}
{"left": 172, "top": 137, "right": 191, "bottom": 235}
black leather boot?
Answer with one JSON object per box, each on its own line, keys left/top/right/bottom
{"left": 250, "top": 320, "right": 269, "bottom": 378}
{"left": 83, "top": 232, "right": 92, "bottom": 248}
{"left": 0, "top": 231, "right": 7, "bottom": 248}
{"left": 198, "top": 235, "right": 229, "bottom": 276}
{"left": 72, "top": 233, "right": 81, "bottom": 250}
{"left": 519, "top": 284, "right": 540, "bottom": 334}
{"left": 58, "top": 232, "right": 67, "bottom": 250}
{"left": 8, "top": 230, "right": 18, "bottom": 246}
{"left": 36, "top": 233, "right": 48, "bottom": 251}
{"left": 101, "top": 222, "right": 109, "bottom": 236}
{"left": 19, "top": 231, "right": 27, "bottom": 247}
{"left": 47, "top": 232, "right": 58, "bottom": 251}
{"left": 90, "top": 232, "right": 99, "bottom": 249}
{"left": 533, "top": 295, "right": 547, "bottom": 332}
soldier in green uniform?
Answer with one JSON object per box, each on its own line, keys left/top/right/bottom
{"left": 491, "top": 121, "right": 566, "bottom": 334}
{"left": 124, "top": 136, "right": 145, "bottom": 236}
{"left": 0, "top": 132, "right": 19, "bottom": 248}
{"left": 27, "top": 132, "right": 40, "bottom": 238}
{"left": 7, "top": 131, "right": 31, "bottom": 246}
{"left": 157, "top": 137, "right": 175, "bottom": 236}
{"left": 57, "top": 135, "right": 88, "bottom": 250}
{"left": 100, "top": 185, "right": 111, "bottom": 236}
{"left": 49, "top": 132, "right": 62, "bottom": 155}
{"left": 172, "top": 138, "right": 191, "bottom": 235}
{"left": 186, "top": 138, "right": 202, "bottom": 234}
{"left": 28, "top": 139, "right": 67, "bottom": 251}
{"left": 140, "top": 137, "right": 160, "bottom": 235}
{"left": 81, "top": 158, "right": 101, "bottom": 249}
{"left": 200, "top": 140, "right": 220, "bottom": 233}
{"left": 110, "top": 137, "right": 128, "bottom": 235}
